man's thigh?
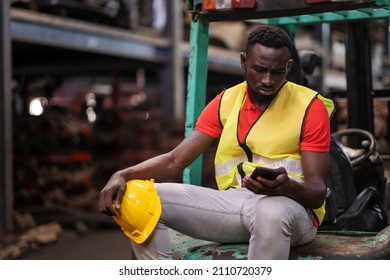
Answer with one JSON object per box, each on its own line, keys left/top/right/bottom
{"left": 156, "top": 183, "right": 252, "bottom": 243}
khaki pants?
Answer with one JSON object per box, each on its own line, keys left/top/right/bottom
{"left": 131, "top": 183, "right": 317, "bottom": 260}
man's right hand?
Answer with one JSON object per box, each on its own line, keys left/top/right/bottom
{"left": 99, "top": 172, "right": 127, "bottom": 217}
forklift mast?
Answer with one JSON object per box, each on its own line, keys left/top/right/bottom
{"left": 184, "top": 0, "right": 390, "bottom": 185}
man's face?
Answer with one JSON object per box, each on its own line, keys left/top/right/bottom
{"left": 241, "top": 44, "right": 292, "bottom": 99}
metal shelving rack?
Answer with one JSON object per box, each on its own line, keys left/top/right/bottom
{"left": 0, "top": 1, "right": 248, "bottom": 235}
{"left": 10, "top": 8, "right": 171, "bottom": 65}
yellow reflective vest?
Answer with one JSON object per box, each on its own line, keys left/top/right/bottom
{"left": 215, "top": 81, "right": 335, "bottom": 224}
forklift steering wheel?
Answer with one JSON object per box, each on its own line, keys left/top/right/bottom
{"left": 331, "top": 128, "right": 376, "bottom": 167}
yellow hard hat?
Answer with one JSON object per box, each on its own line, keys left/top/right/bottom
{"left": 113, "top": 179, "right": 161, "bottom": 244}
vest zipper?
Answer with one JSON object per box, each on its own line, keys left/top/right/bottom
{"left": 239, "top": 142, "right": 253, "bottom": 162}
{"left": 237, "top": 162, "right": 246, "bottom": 181}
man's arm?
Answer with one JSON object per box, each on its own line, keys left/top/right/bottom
{"left": 283, "top": 150, "right": 329, "bottom": 208}
{"left": 99, "top": 130, "right": 215, "bottom": 216}
{"left": 242, "top": 150, "right": 329, "bottom": 209}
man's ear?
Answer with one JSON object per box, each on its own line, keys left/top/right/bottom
{"left": 287, "top": 59, "right": 293, "bottom": 72}
{"left": 240, "top": 52, "right": 247, "bottom": 69}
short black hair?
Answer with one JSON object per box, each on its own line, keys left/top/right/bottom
{"left": 246, "top": 25, "right": 293, "bottom": 55}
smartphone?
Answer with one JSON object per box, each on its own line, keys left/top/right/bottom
{"left": 250, "top": 166, "right": 284, "bottom": 180}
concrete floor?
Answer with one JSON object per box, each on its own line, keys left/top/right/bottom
{"left": 19, "top": 228, "right": 133, "bottom": 260}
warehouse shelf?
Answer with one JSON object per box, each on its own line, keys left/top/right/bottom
{"left": 11, "top": 7, "right": 242, "bottom": 75}
{"left": 11, "top": 8, "right": 170, "bottom": 63}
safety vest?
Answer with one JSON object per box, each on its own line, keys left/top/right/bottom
{"left": 215, "top": 81, "right": 335, "bottom": 224}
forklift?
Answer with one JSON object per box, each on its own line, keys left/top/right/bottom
{"left": 170, "top": 0, "right": 390, "bottom": 259}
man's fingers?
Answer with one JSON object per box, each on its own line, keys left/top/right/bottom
{"left": 99, "top": 190, "right": 117, "bottom": 216}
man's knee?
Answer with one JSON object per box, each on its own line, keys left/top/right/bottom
{"left": 251, "top": 196, "right": 302, "bottom": 230}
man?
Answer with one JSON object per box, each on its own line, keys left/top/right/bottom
{"left": 99, "top": 24, "right": 335, "bottom": 260}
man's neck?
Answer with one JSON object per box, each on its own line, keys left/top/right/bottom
{"left": 248, "top": 88, "right": 275, "bottom": 110}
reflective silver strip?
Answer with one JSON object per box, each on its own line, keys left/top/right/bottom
{"left": 252, "top": 155, "right": 303, "bottom": 175}
{"left": 215, "top": 155, "right": 303, "bottom": 177}
{"left": 235, "top": 173, "right": 243, "bottom": 187}
{"left": 215, "top": 155, "right": 248, "bottom": 176}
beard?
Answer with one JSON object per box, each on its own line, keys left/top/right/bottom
{"left": 248, "top": 86, "right": 276, "bottom": 104}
